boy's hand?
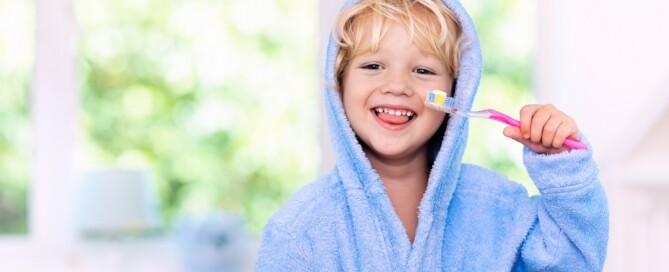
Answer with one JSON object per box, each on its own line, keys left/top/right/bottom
{"left": 502, "top": 104, "right": 580, "bottom": 154}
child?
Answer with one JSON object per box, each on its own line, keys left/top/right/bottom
{"left": 255, "top": 0, "right": 608, "bottom": 271}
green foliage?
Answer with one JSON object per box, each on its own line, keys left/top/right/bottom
{"left": 75, "top": 0, "right": 319, "bottom": 232}
{"left": 0, "top": 0, "right": 33, "bottom": 234}
{"left": 461, "top": 0, "right": 538, "bottom": 194}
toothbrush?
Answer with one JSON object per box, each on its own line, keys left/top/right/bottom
{"left": 425, "top": 90, "right": 587, "bottom": 150}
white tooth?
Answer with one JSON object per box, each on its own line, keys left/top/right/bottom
{"left": 375, "top": 108, "right": 382, "bottom": 113}
{"left": 395, "top": 111, "right": 402, "bottom": 116}
{"left": 407, "top": 112, "right": 414, "bottom": 117}
{"left": 388, "top": 110, "right": 395, "bottom": 115}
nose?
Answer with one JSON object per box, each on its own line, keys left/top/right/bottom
{"left": 380, "top": 69, "right": 413, "bottom": 96}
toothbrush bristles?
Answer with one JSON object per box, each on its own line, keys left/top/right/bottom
{"left": 425, "top": 102, "right": 457, "bottom": 114}
{"left": 425, "top": 90, "right": 456, "bottom": 113}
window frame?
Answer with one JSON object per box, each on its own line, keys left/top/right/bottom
{"left": 0, "top": 0, "right": 78, "bottom": 250}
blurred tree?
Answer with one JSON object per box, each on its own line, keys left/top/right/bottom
{"left": 75, "top": 0, "right": 319, "bottom": 232}
{"left": 461, "top": 0, "right": 538, "bottom": 194}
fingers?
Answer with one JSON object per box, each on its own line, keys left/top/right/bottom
{"left": 552, "top": 117, "right": 579, "bottom": 148}
{"left": 503, "top": 126, "right": 522, "bottom": 142}
{"left": 519, "top": 104, "right": 539, "bottom": 140}
{"left": 530, "top": 105, "right": 552, "bottom": 144}
{"left": 515, "top": 104, "right": 580, "bottom": 154}
{"left": 503, "top": 126, "right": 555, "bottom": 154}
{"left": 551, "top": 122, "right": 568, "bottom": 148}
{"left": 542, "top": 117, "right": 561, "bottom": 147}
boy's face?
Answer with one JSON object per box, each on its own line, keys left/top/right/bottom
{"left": 342, "top": 22, "right": 452, "bottom": 162}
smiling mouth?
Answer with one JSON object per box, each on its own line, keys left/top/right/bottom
{"left": 372, "top": 107, "right": 416, "bottom": 125}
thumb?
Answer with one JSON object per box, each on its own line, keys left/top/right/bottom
{"left": 502, "top": 126, "right": 567, "bottom": 154}
{"left": 502, "top": 125, "right": 539, "bottom": 151}
{"left": 502, "top": 126, "right": 524, "bottom": 143}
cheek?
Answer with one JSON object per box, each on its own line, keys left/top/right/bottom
{"left": 341, "top": 81, "right": 367, "bottom": 112}
{"left": 425, "top": 112, "right": 447, "bottom": 130}
{"left": 341, "top": 91, "right": 362, "bottom": 121}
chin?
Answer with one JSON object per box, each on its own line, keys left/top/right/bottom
{"left": 366, "top": 142, "right": 417, "bottom": 160}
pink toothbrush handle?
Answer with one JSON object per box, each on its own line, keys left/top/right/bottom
{"left": 486, "top": 109, "right": 588, "bottom": 150}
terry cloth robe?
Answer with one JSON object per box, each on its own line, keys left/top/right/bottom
{"left": 254, "top": 0, "right": 609, "bottom": 271}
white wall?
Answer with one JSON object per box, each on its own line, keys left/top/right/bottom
{"left": 537, "top": 0, "right": 669, "bottom": 172}
{"left": 537, "top": 1, "right": 669, "bottom": 271}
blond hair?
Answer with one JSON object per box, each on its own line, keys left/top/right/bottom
{"left": 333, "top": 0, "right": 462, "bottom": 90}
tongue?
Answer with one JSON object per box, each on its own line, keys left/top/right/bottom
{"left": 377, "top": 112, "right": 410, "bottom": 124}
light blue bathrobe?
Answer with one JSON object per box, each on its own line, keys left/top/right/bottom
{"left": 255, "top": 0, "right": 609, "bottom": 271}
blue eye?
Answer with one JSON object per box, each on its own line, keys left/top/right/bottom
{"left": 362, "top": 64, "right": 382, "bottom": 70}
{"left": 415, "top": 68, "right": 434, "bottom": 75}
